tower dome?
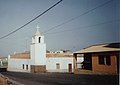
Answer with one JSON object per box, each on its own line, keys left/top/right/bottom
{"left": 34, "top": 25, "right": 41, "bottom": 36}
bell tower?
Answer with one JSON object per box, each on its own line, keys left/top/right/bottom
{"left": 30, "top": 25, "right": 46, "bottom": 73}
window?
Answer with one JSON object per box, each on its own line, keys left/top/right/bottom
{"left": 26, "top": 65, "right": 28, "bottom": 70}
{"left": 99, "top": 56, "right": 104, "bottom": 64}
{"left": 39, "top": 37, "right": 41, "bottom": 43}
{"left": 98, "top": 55, "right": 111, "bottom": 65}
{"left": 23, "top": 64, "right": 24, "bottom": 69}
{"left": 56, "top": 63, "right": 60, "bottom": 69}
{"left": 106, "top": 56, "right": 111, "bottom": 65}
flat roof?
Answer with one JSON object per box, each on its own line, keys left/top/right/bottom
{"left": 74, "top": 43, "right": 120, "bottom": 54}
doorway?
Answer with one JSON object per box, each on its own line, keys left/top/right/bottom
{"left": 68, "top": 64, "right": 72, "bottom": 72}
{"left": 83, "top": 53, "right": 92, "bottom": 70}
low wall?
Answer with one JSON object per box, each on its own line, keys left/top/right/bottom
{"left": 0, "top": 74, "right": 24, "bottom": 85}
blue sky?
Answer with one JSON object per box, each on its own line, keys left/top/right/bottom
{"left": 0, "top": 0, "right": 119, "bottom": 57}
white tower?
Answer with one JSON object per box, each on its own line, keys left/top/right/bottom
{"left": 30, "top": 26, "right": 46, "bottom": 73}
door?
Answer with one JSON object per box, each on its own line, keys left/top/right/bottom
{"left": 68, "top": 64, "right": 72, "bottom": 72}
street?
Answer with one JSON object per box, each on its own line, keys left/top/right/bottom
{"left": 1, "top": 72, "right": 119, "bottom": 85}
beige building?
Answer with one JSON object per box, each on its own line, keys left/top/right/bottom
{"left": 74, "top": 43, "right": 120, "bottom": 74}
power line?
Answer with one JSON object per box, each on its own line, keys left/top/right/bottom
{"left": 43, "top": 0, "right": 113, "bottom": 34}
{"left": 45, "top": 19, "right": 120, "bottom": 35}
{"left": 0, "top": 0, "right": 63, "bottom": 39}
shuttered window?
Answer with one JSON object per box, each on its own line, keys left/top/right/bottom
{"left": 26, "top": 65, "right": 28, "bottom": 70}
{"left": 106, "top": 56, "right": 111, "bottom": 65}
{"left": 99, "top": 56, "right": 104, "bottom": 64}
{"left": 39, "top": 37, "right": 41, "bottom": 43}
{"left": 98, "top": 55, "right": 111, "bottom": 65}
{"left": 23, "top": 64, "right": 24, "bottom": 69}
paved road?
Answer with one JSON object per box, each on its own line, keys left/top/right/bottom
{"left": 1, "top": 72, "right": 119, "bottom": 85}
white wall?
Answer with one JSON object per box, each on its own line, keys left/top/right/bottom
{"left": 30, "top": 44, "right": 35, "bottom": 64}
{"left": 34, "top": 43, "right": 46, "bottom": 65}
{"left": 8, "top": 56, "right": 31, "bottom": 72}
{"left": 46, "top": 57, "right": 83, "bottom": 72}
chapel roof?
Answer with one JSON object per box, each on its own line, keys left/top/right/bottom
{"left": 10, "top": 52, "right": 30, "bottom": 59}
{"left": 10, "top": 53, "right": 73, "bottom": 59}
{"left": 46, "top": 53, "right": 73, "bottom": 58}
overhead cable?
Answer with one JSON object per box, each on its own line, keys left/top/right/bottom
{"left": 0, "top": 0, "right": 63, "bottom": 39}
{"left": 43, "top": 0, "right": 113, "bottom": 34}
{"left": 45, "top": 19, "right": 119, "bottom": 35}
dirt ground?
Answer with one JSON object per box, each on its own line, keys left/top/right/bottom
{"left": 0, "top": 77, "right": 4, "bottom": 85}
{"left": 0, "top": 81, "right": 3, "bottom": 85}
{"left": 1, "top": 72, "right": 119, "bottom": 85}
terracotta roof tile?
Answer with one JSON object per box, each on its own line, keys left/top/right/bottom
{"left": 11, "top": 53, "right": 30, "bottom": 59}
{"left": 46, "top": 53, "right": 73, "bottom": 58}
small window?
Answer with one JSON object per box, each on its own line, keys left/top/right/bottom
{"left": 98, "top": 55, "right": 111, "bottom": 65}
{"left": 23, "top": 64, "right": 24, "bottom": 69}
{"left": 26, "top": 65, "right": 28, "bottom": 70}
{"left": 106, "top": 56, "right": 111, "bottom": 65}
{"left": 98, "top": 56, "right": 104, "bottom": 64}
{"left": 39, "top": 37, "right": 41, "bottom": 43}
{"left": 56, "top": 63, "right": 60, "bottom": 69}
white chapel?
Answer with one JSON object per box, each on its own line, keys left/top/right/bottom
{"left": 7, "top": 26, "right": 83, "bottom": 73}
